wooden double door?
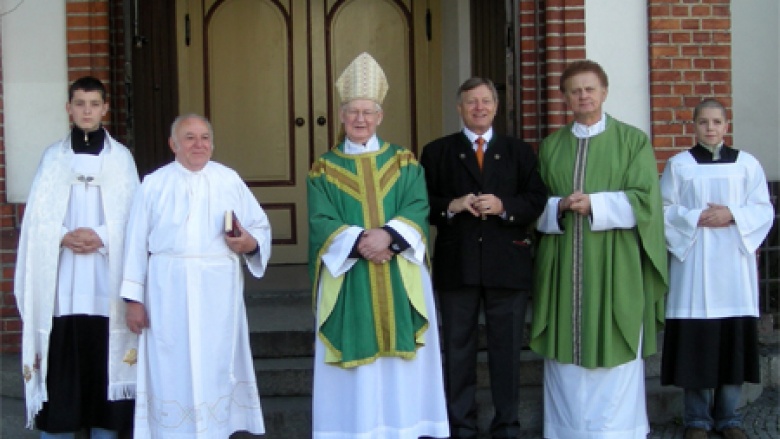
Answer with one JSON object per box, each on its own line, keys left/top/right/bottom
{"left": 172, "top": 0, "right": 441, "bottom": 263}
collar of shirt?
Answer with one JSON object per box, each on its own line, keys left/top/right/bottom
{"left": 462, "top": 127, "right": 493, "bottom": 151}
{"left": 571, "top": 112, "right": 607, "bottom": 139}
{"left": 71, "top": 125, "right": 106, "bottom": 155}
{"left": 700, "top": 142, "right": 724, "bottom": 160}
{"left": 173, "top": 159, "right": 210, "bottom": 176}
{"left": 343, "top": 135, "right": 380, "bottom": 155}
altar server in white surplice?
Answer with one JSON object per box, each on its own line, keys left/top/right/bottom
{"left": 660, "top": 98, "right": 774, "bottom": 439}
{"left": 121, "top": 114, "right": 271, "bottom": 439}
{"left": 15, "top": 76, "right": 138, "bottom": 438}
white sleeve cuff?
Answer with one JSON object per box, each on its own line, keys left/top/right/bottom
{"left": 120, "top": 279, "right": 145, "bottom": 303}
{"left": 537, "top": 197, "right": 564, "bottom": 234}
{"left": 386, "top": 219, "right": 425, "bottom": 264}
{"left": 322, "top": 226, "right": 363, "bottom": 277}
{"left": 589, "top": 192, "right": 636, "bottom": 231}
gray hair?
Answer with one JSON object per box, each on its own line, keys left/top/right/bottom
{"left": 170, "top": 113, "right": 215, "bottom": 148}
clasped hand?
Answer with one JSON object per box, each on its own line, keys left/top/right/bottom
{"left": 449, "top": 193, "right": 504, "bottom": 217}
{"left": 61, "top": 227, "right": 103, "bottom": 254}
{"left": 698, "top": 203, "right": 733, "bottom": 228}
{"left": 358, "top": 228, "right": 394, "bottom": 264}
{"left": 558, "top": 191, "right": 591, "bottom": 216}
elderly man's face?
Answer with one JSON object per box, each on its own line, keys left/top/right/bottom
{"left": 563, "top": 72, "right": 608, "bottom": 124}
{"left": 457, "top": 84, "right": 497, "bottom": 135}
{"left": 341, "top": 99, "right": 383, "bottom": 145}
{"left": 169, "top": 117, "right": 213, "bottom": 172}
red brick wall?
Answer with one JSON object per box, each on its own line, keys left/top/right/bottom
{"left": 517, "top": 0, "right": 587, "bottom": 146}
{"left": 517, "top": 0, "right": 733, "bottom": 172}
{"left": 67, "top": 1, "right": 111, "bottom": 78}
{"left": 0, "top": 0, "right": 116, "bottom": 353}
{"left": 66, "top": 0, "right": 114, "bottom": 128}
{"left": 108, "top": 0, "right": 129, "bottom": 142}
{"left": 648, "top": 1, "right": 732, "bottom": 172}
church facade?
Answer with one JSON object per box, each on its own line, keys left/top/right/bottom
{"left": 1, "top": 0, "right": 777, "bottom": 352}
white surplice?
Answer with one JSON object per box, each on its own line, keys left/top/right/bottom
{"left": 312, "top": 136, "right": 449, "bottom": 439}
{"left": 55, "top": 154, "right": 111, "bottom": 316}
{"left": 121, "top": 160, "right": 271, "bottom": 439}
{"left": 661, "top": 149, "right": 774, "bottom": 318}
{"left": 15, "top": 133, "right": 140, "bottom": 426}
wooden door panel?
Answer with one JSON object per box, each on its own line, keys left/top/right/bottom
{"left": 176, "top": 0, "right": 440, "bottom": 263}
{"left": 207, "top": 0, "right": 293, "bottom": 183}
{"left": 327, "top": 0, "right": 413, "bottom": 150}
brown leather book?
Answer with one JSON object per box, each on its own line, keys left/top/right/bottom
{"left": 225, "top": 210, "right": 241, "bottom": 237}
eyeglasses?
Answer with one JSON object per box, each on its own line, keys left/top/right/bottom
{"left": 344, "top": 108, "right": 380, "bottom": 119}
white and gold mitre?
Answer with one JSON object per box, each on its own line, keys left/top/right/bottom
{"left": 335, "top": 52, "right": 388, "bottom": 105}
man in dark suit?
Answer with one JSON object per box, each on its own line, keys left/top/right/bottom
{"left": 420, "top": 77, "right": 547, "bottom": 439}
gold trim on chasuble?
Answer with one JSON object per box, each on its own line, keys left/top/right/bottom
{"left": 320, "top": 143, "right": 409, "bottom": 354}
{"left": 571, "top": 137, "right": 590, "bottom": 365}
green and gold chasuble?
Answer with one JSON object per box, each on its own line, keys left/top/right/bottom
{"left": 530, "top": 115, "right": 669, "bottom": 369}
{"left": 308, "top": 141, "right": 430, "bottom": 368}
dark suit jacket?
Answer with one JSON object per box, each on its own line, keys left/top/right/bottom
{"left": 420, "top": 131, "right": 547, "bottom": 291}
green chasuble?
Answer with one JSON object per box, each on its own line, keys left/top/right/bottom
{"left": 530, "top": 115, "right": 669, "bottom": 369}
{"left": 307, "top": 140, "right": 430, "bottom": 368}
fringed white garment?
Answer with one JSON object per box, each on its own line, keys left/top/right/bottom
{"left": 14, "top": 133, "right": 139, "bottom": 427}
{"left": 121, "top": 160, "right": 271, "bottom": 438}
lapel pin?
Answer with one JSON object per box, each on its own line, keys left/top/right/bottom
{"left": 459, "top": 153, "right": 466, "bottom": 159}
{"left": 494, "top": 154, "right": 500, "bottom": 160}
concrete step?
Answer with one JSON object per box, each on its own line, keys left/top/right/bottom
{"left": 256, "top": 357, "right": 313, "bottom": 397}
{"left": 252, "top": 350, "right": 545, "bottom": 398}
{"left": 245, "top": 295, "right": 313, "bottom": 358}
{"left": 244, "top": 264, "right": 311, "bottom": 297}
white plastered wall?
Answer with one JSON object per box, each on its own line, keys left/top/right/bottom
{"left": 2, "top": 0, "right": 69, "bottom": 203}
{"left": 439, "top": 0, "right": 472, "bottom": 135}
{"left": 732, "top": 0, "right": 780, "bottom": 181}
{"left": 585, "top": 0, "right": 651, "bottom": 135}
{"left": 438, "top": 0, "right": 651, "bottom": 136}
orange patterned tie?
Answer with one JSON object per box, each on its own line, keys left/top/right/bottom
{"left": 475, "top": 137, "right": 485, "bottom": 170}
